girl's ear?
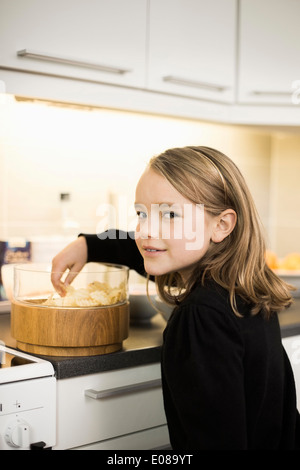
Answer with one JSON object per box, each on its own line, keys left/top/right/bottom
{"left": 211, "top": 209, "right": 237, "bottom": 243}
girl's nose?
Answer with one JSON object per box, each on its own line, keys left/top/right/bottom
{"left": 139, "top": 213, "right": 160, "bottom": 239}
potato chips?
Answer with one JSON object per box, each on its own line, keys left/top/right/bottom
{"left": 44, "top": 281, "right": 126, "bottom": 307}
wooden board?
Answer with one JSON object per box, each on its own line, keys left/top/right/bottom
{"left": 11, "top": 300, "right": 129, "bottom": 357}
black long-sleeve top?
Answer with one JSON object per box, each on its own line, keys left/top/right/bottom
{"left": 82, "top": 230, "right": 300, "bottom": 450}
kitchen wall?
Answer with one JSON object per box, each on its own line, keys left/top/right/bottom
{"left": 0, "top": 95, "right": 298, "bottom": 257}
{"left": 269, "top": 134, "right": 300, "bottom": 257}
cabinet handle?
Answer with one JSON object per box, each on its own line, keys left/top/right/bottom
{"left": 250, "top": 90, "right": 292, "bottom": 96}
{"left": 163, "top": 75, "right": 229, "bottom": 92}
{"left": 85, "top": 378, "right": 162, "bottom": 399}
{"left": 17, "top": 49, "right": 131, "bottom": 75}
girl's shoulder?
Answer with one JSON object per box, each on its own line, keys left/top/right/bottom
{"left": 179, "top": 279, "right": 253, "bottom": 320}
{"left": 165, "top": 280, "right": 280, "bottom": 353}
{"left": 165, "top": 280, "right": 245, "bottom": 346}
{"left": 183, "top": 279, "right": 231, "bottom": 310}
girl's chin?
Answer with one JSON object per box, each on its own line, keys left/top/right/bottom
{"left": 143, "top": 264, "right": 172, "bottom": 277}
{"left": 145, "top": 268, "right": 166, "bottom": 277}
{"left": 143, "top": 261, "right": 194, "bottom": 281}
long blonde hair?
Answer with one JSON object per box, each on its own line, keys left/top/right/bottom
{"left": 149, "top": 146, "right": 293, "bottom": 318}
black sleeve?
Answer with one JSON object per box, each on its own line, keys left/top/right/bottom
{"left": 162, "top": 302, "right": 246, "bottom": 450}
{"left": 79, "top": 230, "right": 145, "bottom": 276}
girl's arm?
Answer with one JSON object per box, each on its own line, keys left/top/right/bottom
{"left": 51, "top": 230, "right": 144, "bottom": 294}
{"left": 84, "top": 230, "right": 144, "bottom": 274}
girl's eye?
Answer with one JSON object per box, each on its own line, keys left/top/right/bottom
{"left": 136, "top": 210, "right": 147, "bottom": 219}
{"left": 163, "top": 211, "right": 178, "bottom": 219}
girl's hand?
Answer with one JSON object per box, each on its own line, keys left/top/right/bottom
{"left": 51, "top": 236, "right": 88, "bottom": 296}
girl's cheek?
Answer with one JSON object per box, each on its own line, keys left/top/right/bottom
{"left": 181, "top": 208, "right": 206, "bottom": 251}
{"left": 135, "top": 218, "right": 151, "bottom": 241}
{"left": 172, "top": 219, "right": 184, "bottom": 240}
{"left": 134, "top": 223, "right": 141, "bottom": 243}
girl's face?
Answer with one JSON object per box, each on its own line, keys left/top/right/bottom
{"left": 134, "top": 168, "right": 215, "bottom": 280}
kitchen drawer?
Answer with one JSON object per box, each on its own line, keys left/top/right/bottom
{"left": 54, "top": 363, "right": 167, "bottom": 450}
{"left": 72, "top": 425, "right": 170, "bottom": 450}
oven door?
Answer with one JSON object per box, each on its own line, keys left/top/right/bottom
{"left": 0, "top": 346, "right": 56, "bottom": 450}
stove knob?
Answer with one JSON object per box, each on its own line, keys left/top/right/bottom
{"left": 5, "top": 419, "right": 30, "bottom": 449}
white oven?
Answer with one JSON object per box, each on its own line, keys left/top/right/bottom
{"left": 0, "top": 345, "right": 56, "bottom": 450}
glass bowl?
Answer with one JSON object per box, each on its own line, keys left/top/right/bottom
{"left": 13, "top": 262, "right": 129, "bottom": 308}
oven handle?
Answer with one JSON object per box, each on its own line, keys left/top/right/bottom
{"left": 85, "top": 378, "right": 162, "bottom": 399}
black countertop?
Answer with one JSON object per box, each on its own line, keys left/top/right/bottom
{"left": 0, "top": 310, "right": 166, "bottom": 379}
{"left": 1, "top": 298, "right": 300, "bottom": 380}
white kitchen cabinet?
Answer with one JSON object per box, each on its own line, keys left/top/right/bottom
{"left": 0, "top": 0, "right": 147, "bottom": 89}
{"left": 73, "top": 425, "right": 170, "bottom": 450}
{"left": 1, "top": 0, "right": 300, "bottom": 125}
{"left": 147, "top": 0, "right": 237, "bottom": 103}
{"left": 238, "top": 0, "right": 300, "bottom": 105}
{"left": 54, "top": 363, "right": 169, "bottom": 450}
{"left": 282, "top": 335, "right": 300, "bottom": 410}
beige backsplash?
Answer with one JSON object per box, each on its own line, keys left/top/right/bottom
{"left": 0, "top": 96, "right": 299, "bottom": 258}
{"left": 269, "top": 134, "right": 300, "bottom": 257}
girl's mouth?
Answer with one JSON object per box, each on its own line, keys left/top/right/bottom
{"left": 142, "top": 246, "right": 167, "bottom": 256}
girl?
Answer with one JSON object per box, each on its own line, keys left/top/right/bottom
{"left": 51, "top": 146, "right": 300, "bottom": 450}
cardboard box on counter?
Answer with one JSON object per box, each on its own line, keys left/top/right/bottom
{"left": 0, "top": 240, "right": 31, "bottom": 300}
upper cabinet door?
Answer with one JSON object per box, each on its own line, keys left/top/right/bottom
{"left": 238, "top": 0, "right": 300, "bottom": 105}
{"left": 147, "top": 0, "right": 237, "bottom": 103}
{"left": 0, "top": 0, "right": 147, "bottom": 88}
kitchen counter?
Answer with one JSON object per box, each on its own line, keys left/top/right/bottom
{"left": 1, "top": 298, "right": 300, "bottom": 380}
{"left": 43, "top": 314, "right": 166, "bottom": 379}
{"left": 0, "top": 310, "right": 166, "bottom": 379}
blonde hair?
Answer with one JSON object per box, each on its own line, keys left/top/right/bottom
{"left": 149, "top": 146, "right": 293, "bottom": 318}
